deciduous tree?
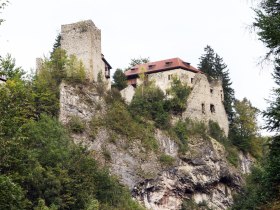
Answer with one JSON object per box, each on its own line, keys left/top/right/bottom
{"left": 230, "top": 98, "right": 259, "bottom": 152}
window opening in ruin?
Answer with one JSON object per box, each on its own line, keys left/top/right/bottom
{"left": 168, "top": 74, "right": 172, "bottom": 80}
{"left": 191, "top": 78, "right": 194, "bottom": 84}
{"left": 210, "top": 104, "right": 215, "bottom": 113}
{"left": 202, "top": 103, "right": 205, "bottom": 114}
{"left": 221, "top": 94, "right": 223, "bottom": 101}
{"left": 105, "top": 65, "right": 110, "bottom": 78}
{"left": 210, "top": 88, "right": 213, "bottom": 94}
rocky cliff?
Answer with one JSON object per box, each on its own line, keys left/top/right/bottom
{"left": 59, "top": 82, "right": 253, "bottom": 210}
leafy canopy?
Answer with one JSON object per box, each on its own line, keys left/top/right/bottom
{"left": 112, "top": 68, "right": 127, "bottom": 90}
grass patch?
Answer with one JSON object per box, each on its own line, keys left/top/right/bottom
{"left": 208, "top": 120, "right": 239, "bottom": 167}
{"left": 88, "top": 100, "right": 159, "bottom": 151}
{"left": 181, "top": 199, "right": 211, "bottom": 210}
{"left": 168, "top": 118, "right": 208, "bottom": 154}
{"left": 102, "top": 147, "right": 112, "bottom": 162}
{"left": 159, "top": 154, "right": 175, "bottom": 168}
{"left": 68, "top": 115, "right": 85, "bottom": 133}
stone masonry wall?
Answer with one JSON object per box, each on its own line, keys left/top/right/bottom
{"left": 183, "top": 73, "right": 229, "bottom": 135}
{"left": 148, "top": 68, "right": 196, "bottom": 93}
{"left": 61, "top": 20, "right": 104, "bottom": 82}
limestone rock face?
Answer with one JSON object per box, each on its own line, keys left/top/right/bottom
{"left": 59, "top": 83, "right": 251, "bottom": 210}
{"left": 132, "top": 137, "right": 242, "bottom": 210}
{"left": 59, "top": 81, "right": 103, "bottom": 124}
{"left": 120, "top": 85, "right": 135, "bottom": 104}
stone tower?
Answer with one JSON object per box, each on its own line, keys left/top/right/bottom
{"left": 61, "top": 20, "right": 110, "bottom": 83}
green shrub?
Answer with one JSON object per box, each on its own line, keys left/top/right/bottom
{"left": 68, "top": 116, "right": 85, "bottom": 133}
{"left": 166, "top": 77, "right": 191, "bottom": 115}
{"left": 172, "top": 120, "right": 189, "bottom": 154}
{"left": 104, "top": 87, "right": 124, "bottom": 104}
{"left": 0, "top": 175, "right": 29, "bottom": 210}
{"left": 105, "top": 101, "right": 158, "bottom": 151}
{"left": 102, "top": 147, "right": 111, "bottom": 162}
{"left": 129, "top": 82, "right": 170, "bottom": 129}
{"left": 95, "top": 72, "right": 107, "bottom": 97}
{"left": 208, "top": 120, "right": 226, "bottom": 142}
{"left": 208, "top": 120, "right": 239, "bottom": 167}
{"left": 232, "top": 166, "right": 267, "bottom": 210}
{"left": 225, "top": 144, "right": 239, "bottom": 167}
{"left": 89, "top": 117, "right": 104, "bottom": 140}
{"left": 169, "top": 118, "right": 209, "bottom": 154}
{"left": 64, "top": 55, "right": 86, "bottom": 84}
{"left": 159, "top": 154, "right": 175, "bottom": 167}
{"left": 186, "top": 119, "right": 208, "bottom": 139}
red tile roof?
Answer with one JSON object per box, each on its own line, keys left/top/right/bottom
{"left": 125, "top": 57, "right": 201, "bottom": 77}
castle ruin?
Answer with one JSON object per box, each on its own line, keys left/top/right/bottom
{"left": 122, "top": 58, "right": 229, "bottom": 135}
{"left": 61, "top": 20, "right": 111, "bottom": 85}
{"left": 57, "top": 19, "right": 228, "bottom": 135}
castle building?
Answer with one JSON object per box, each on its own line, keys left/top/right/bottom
{"left": 61, "top": 20, "right": 111, "bottom": 85}
{"left": 122, "top": 58, "right": 229, "bottom": 135}
{"left": 125, "top": 58, "right": 201, "bottom": 92}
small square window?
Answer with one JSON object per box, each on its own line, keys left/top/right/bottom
{"left": 210, "top": 89, "right": 213, "bottom": 94}
{"left": 191, "top": 78, "right": 194, "bottom": 84}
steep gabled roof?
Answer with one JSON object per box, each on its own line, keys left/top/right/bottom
{"left": 125, "top": 57, "right": 201, "bottom": 77}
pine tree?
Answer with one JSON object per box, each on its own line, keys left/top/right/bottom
{"left": 50, "top": 34, "right": 61, "bottom": 58}
{"left": 198, "top": 46, "right": 235, "bottom": 121}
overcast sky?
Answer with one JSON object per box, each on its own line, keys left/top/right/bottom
{"left": 0, "top": 0, "right": 275, "bottom": 131}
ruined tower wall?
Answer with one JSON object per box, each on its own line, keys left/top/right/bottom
{"left": 183, "top": 74, "right": 229, "bottom": 135}
{"left": 61, "top": 20, "right": 104, "bottom": 82}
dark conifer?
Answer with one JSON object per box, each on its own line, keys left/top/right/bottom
{"left": 198, "top": 45, "right": 235, "bottom": 121}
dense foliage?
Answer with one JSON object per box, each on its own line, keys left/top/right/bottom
{"left": 129, "top": 82, "right": 170, "bottom": 128}
{"left": 253, "top": 0, "right": 280, "bottom": 57}
{"left": 198, "top": 46, "right": 235, "bottom": 121}
{"left": 166, "top": 77, "right": 191, "bottom": 115}
{"left": 233, "top": 0, "right": 280, "bottom": 209}
{"left": 112, "top": 68, "right": 127, "bottom": 90}
{"left": 0, "top": 55, "right": 143, "bottom": 209}
{"left": 230, "top": 98, "right": 261, "bottom": 155}
{"left": 129, "top": 78, "right": 190, "bottom": 129}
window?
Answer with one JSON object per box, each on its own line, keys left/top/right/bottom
{"left": 191, "top": 78, "right": 194, "bottom": 84}
{"left": 105, "top": 65, "right": 110, "bottom": 78}
{"left": 165, "top": 61, "right": 173, "bottom": 66}
{"left": 148, "top": 65, "right": 155, "bottom": 70}
{"left": 210, "top": 88, "right": 213, "bottom": 94}
{"left": 168, "top": 74, "right": 172, "bottom": 80}
{"left": 202, "top": 103, "right": 205, "bottom": 114}
{"left": 210, "top": 104, "right": 215, "bottom": 113}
